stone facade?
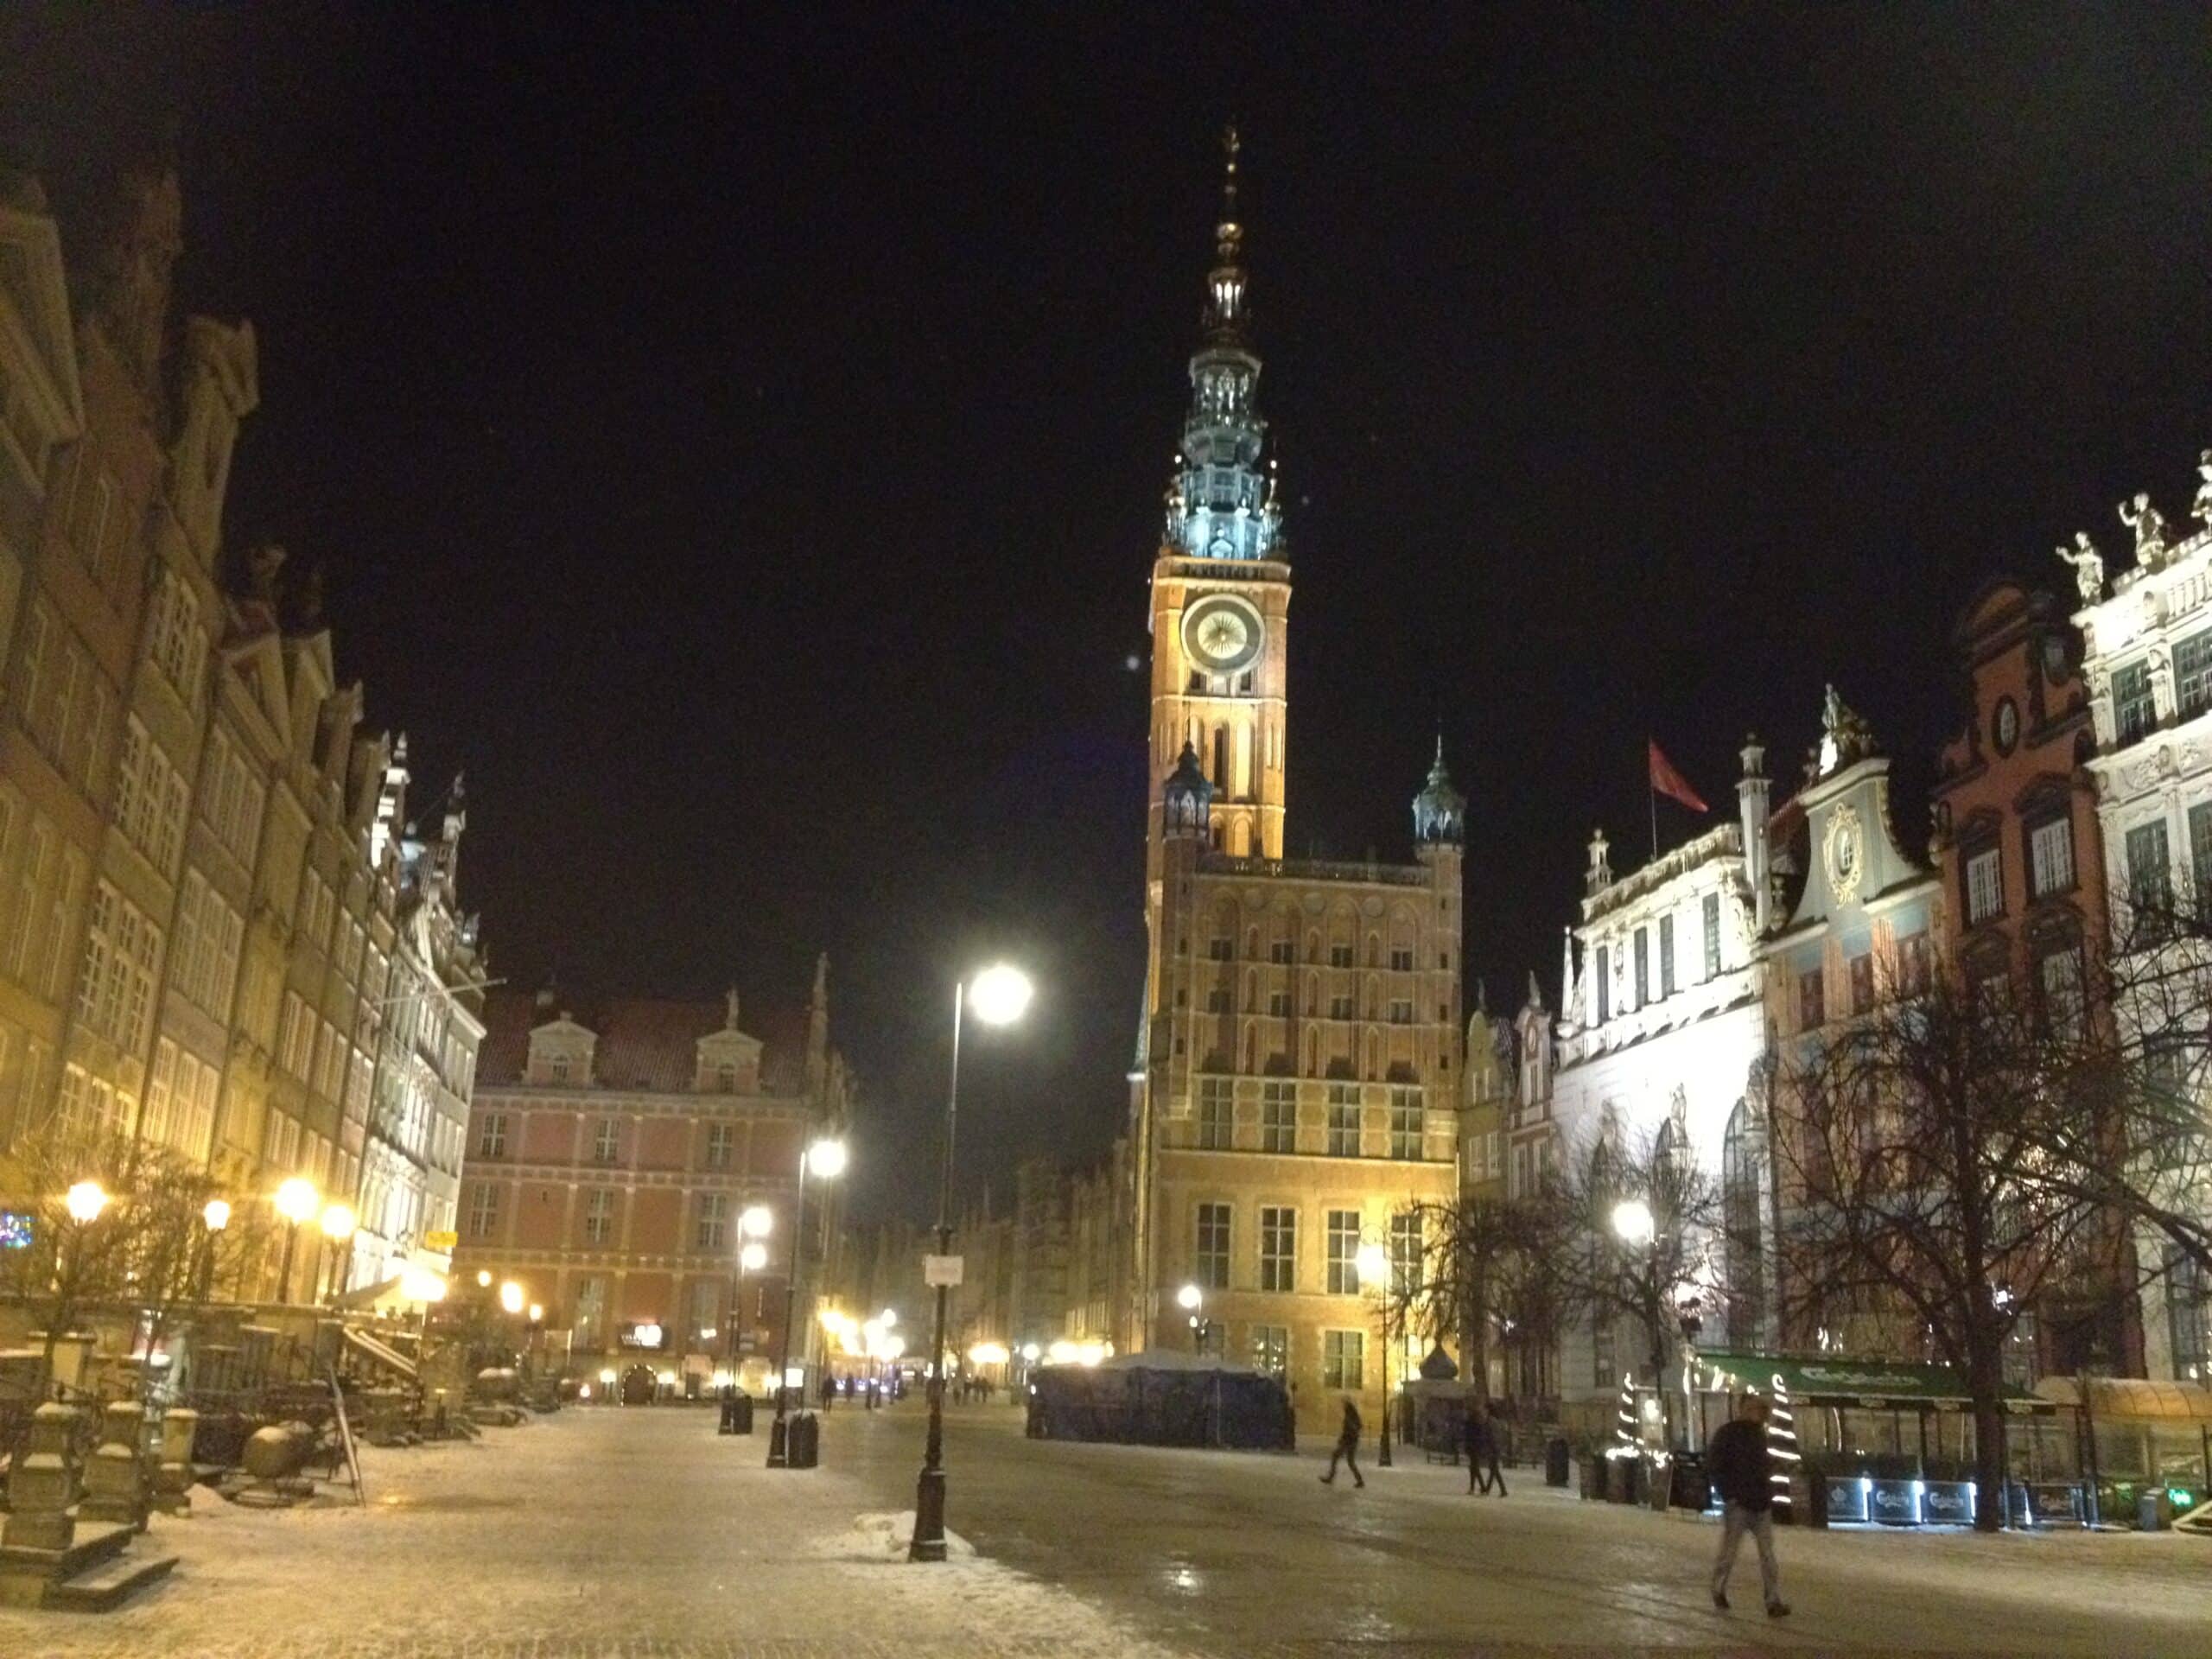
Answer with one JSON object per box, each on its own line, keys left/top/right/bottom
{"left": 2070, "top": 461, "right": 2212, "bottom": 1382}
{"left": 0, "top": 159, "right": 477, "bottom": 1314}
{"left": 1126, "top": 149, "right": 1464, "bottom": 1424}
{"left": 456, "top": 970, "right": 851, "bottom": 1395}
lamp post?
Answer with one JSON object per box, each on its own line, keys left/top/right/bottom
{"left": 197, "top": 1198, "right": 232, "bottom": 1304}
{"left": 1610, "top": 1196, "right": 1671, "bottom": 1452}
{"left": 768, "top": 1135, "right": 847, "bottom": 1465}
{"left": 733, "top": 1205, "right": 772, "bottom": 1382}
{"left": 1178, "top": 1281, "right": 1205, "bottom": 1352}
{"left": 274, "top": 1179, "right": 319, "bottom": 1305}
{"left": 320, "top": 1203, "right": 358, "bottom": 1305}
{"left": 912, "top": 962, "right": 1033, "bottom": 1563}
{"left": 1355, "top": 1241, "right": 1395, "bottom": 1467}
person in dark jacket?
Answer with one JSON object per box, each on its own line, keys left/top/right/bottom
{"left": 1707, "top": 1394, "right": 1788, "bottom": 1618}
{"left": 1463, "top": 1397, "right": 1506, "bottom": 1496}
{"left": 1320, "top": 1396, "right": 1365, "bottom": 1488}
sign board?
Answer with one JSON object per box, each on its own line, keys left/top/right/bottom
{"left": 423, "top": 1230, "right": 459, "bottom": 1251}
{"left": 617, "top": 1322, "right": 666, "bottom": 1350}
{"left": 923, "top": 1254, "right": 964, "bottom": 1288}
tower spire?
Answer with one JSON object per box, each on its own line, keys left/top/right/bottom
{"left": 1166, "top": 127, "right": 1280, "bottom": 563}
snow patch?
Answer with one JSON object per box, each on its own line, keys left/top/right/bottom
{"left": 846, "top": 1509, "right": 977, "bottom": 1560}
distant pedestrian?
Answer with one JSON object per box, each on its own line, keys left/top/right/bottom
{"left": 1464, "top": 1397, "right": 1506, "bottom": 1497}
{"left": 1320, "top": 1396, "right": 1365, "bottom": 1488}
{"left": 1707, "top": 1394, "right": 1788, "bottom": 1618}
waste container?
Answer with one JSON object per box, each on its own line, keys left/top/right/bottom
{"left": 2139, "top": 1490, "right": 2175, "bottom": 1532}
{"left": 1669, "top": 1452, "right": 1709, "bottom": 1512}
{"left": 731, "top": 1393, "right": 754, "bottom": 1435}
{"left": 1546, "top": 1437, "right": 1571, "bottom": 1487}
{"left": 789, "top": 1410, "right": 820, "bottom": 1469}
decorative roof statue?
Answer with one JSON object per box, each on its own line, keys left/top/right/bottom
{"left": 2120, "top": 492, "right": 2170, "bottom": 570}
{"left": 1814, "top": 683, "right": 1878, "bottom": 779}
{"left": 2055, "top": 531, "right": 2105, "bottom": 605}
{"left": 2196, "top": 448, "right": 2212, "bottom": 529}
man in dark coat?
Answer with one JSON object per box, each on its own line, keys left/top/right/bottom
{"left": 1464, "top": 1397, "right": 1506, "bottom": 1496}
{"left": 1320, "top": 1396, "right": 1365, "bottom": 1488}
{"left": 1707, "top": 1394, "right": 1788, "bottom": 1618}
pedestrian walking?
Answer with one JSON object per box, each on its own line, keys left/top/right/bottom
{"left": 1464, "top": 1396, "right": 1506, "bottom": 1497}
{"left": 1707, "top": 1394, "right": 1788, "bottom": 1618}
{"left": 1320, "top": 1396, "right": 1365, "bottom": 1488}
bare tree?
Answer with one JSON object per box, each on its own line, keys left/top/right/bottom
{"left": 1407, "top": 1192, "right": 1579, "bottom": 1413}
{"left": 1768, "top": 971, "right": 2116, "bottom": 1530}
{"left": 1551, "top": 1125, "right": 1727, "bottom": 1451}
{"left": 0, "top": 1113, "right": 142, "bottom": 1394}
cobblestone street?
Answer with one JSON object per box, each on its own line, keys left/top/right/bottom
{"left": 4, "top": 1402, "right": 2209, "bottom": 1657}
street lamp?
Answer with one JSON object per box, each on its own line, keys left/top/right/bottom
{"left": 768, "top": 1135, "right": 849, "bottom": 1465}
{"left": 913, "top": 962, "right": 1033, "bottom": 1563}
{"left": 320, "top": 1203, "right": 357, "bottom": 1304}
{"left": 733, "top": 1205, "right": 773, "bottom": 1381}
{"left": 1611, "top": 1196, "right": 1670, "bottom": 1452}
{"left": 197, "top": 1198, "right": 232, "bottom": 1303}
{"left": 274, "top": 1178, "right": 319, "bottom": 1305}
{"left": 1354, "top": 1241, "right": 1396, "bottom": 1467}
{"left": 1178, "top": 1281, "right": 1206, "bottom": 1352}
{"left": 499, "top": 1279, "right": 524, "bottom": 1315}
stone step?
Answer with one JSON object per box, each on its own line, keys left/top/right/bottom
{"left": 0, "top": 1518, "right": 134, "bottom": 1580}
{"left": 48, "top": 1550, "right": 178, "bottom": 1612}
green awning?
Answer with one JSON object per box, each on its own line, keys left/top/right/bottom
{"left": 1694, "top": 1350, "right": 2052, "bottom": 1414}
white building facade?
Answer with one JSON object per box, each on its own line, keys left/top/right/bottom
{"left": 2073, "top": 465, "right": 2212, "bottom": 1382}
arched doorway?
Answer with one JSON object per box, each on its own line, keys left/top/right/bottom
{"left": 620, "top": 1363, "right": 657, "bottom": 1406}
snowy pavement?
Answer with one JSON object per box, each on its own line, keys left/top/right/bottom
{"left": 0, "top": 1405, "right": 1182, "bottom": 1659}
{"left": 4, "top": 1402, "right": 2209, "bottom": 1656}
{"left": 830, "top": 1402, "right": 2212, "bottom": 1657}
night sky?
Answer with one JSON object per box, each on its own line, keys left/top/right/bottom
{"left": 7, "top": 7, "right": 2209, "bottom": 1222}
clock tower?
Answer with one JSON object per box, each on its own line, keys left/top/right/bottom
{"left": 1146, "top": 129, "right": 1289, "bottom": 881}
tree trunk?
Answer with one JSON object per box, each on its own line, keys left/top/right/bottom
{"left": 1967, "top": 1325, "right": 2006, "bottom": 1533}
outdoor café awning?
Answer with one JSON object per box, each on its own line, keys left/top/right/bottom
{"left": 2035, "top": 1376, "right": 2212, "bottom": 1424}
{"left": 1694, "top": 1350, "right": 2053, "bottom": 1414}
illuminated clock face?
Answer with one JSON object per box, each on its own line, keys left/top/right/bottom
{"left": 1182, "top": 596, "right": 1263, "bottom": 674}
{"left": 1993, "top": 696, "right": 2019, "bottom": 756}
{"left": 1825, "top": 804, "right": 1865, "bottom": 903}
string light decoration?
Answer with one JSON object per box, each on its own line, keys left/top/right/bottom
{"left": 1764, "top": 1371, "right": 1800, "bottom": 1515}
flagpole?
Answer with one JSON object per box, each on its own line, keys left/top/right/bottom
{"left": 1648, "top": 737, "right": 1658, "bottom": 861}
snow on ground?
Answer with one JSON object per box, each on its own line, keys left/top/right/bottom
{"left": 0, "top": 1407, "right": 1190, "bottom": 1659}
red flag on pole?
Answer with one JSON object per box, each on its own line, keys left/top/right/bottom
{"left": 1648, "top": 740, "right": 1709, "bottom": 813}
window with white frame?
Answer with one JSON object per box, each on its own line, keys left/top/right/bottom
{"left": 1322, "top": 1328, "right": 1364, "bottom": 1390}
{"left": 1259, "top": 1205, "right": 1295, "bottom": 1292}
{"left": 1194, "top": 1201, "right": 1230, "bottom": 1288}
{"left": 705, "top": 1121, "right": 734, "bottom": 1167}
{"left": 696, "top": 1192, "right": 728, "bottom": 1251}
{"left": 1325, "top": 1209, "right": 1361, "bottom": 1294}
{"left": 2191, "top": 801, "right": 2212, "bottom": 903}
{"left": 476, "top": 1112, "right": 508, "bottom": 1159}
{"left": 592, "top": 1117, "right": 620, "bottom": 1163}
{"left": 1326, "top": 1084, "right": 1359, "bottom": 1155}
{"left": 1196, "top": 1076, "right": 1232, "bottom": 1149}
{"left": 1261, "top": 1081, "right": 1295, "bottom": 1152}
{"left": 1388, "top": 1086, "right": 1422, "bottom": 1160}
{"left": 1249, "top": 1324, "right": 1287, "bottom": 1379}
{"left": 2177, "top": 629, "right": 2212, "bottom": 721}
{"left": 1389, "top": 1210, "right": 1423, "bottom": 1294}
{"left": 2029, "top": 816, "right": 2075, "bottom": 899}
{"left": 2114, "top": 659, "right": 2156, "bottom": 743}
{"left": 2039, "top": 947, "right": 2086, "bottom": 1042}
{"left": 1966, "top": 847, "right": 2003, "bottom": 924}
{"left": 2128, "top": 820, "right": 2174, "bottom": 917}
{"left": 1702, "top": 893, "right": 1722, "bottom": 979}
{"left": 465, "top": 1181, "right": 499, "bottom": 1241}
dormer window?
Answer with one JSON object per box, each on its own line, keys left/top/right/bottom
{"left": 550, "top": 1054, "right": 570, "bottom": 1084}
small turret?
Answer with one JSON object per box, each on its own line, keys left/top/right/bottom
{"left": 1585, "top": 828, "right": 1613, "bottom": 896}
{"left": 1163, "top": 741, "right": 1214, "bottom": 838}
{"left": 1412, "top": 738, "right": 1466, "bottom": 849}
{"left": 1738, "top": 734, "right": 1771, "bottom": 935}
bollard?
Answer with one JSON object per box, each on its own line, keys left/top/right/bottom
{"left": 80, "top": 1400, "right": 149, "bottom": 1530}
{"left": 2, "top": 1402, "right": 82, "bottom": 1554}
{"left": 153, "top": 1408, "right": 199, "bottom": 1517}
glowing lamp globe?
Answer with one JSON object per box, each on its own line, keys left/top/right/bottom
{"left": 202, "top": 1198, "right": 232, "bottom": 1232}
{"left": 320, "top": 1203, "right": 357, "bottom": 1242}
{"left": 275, "top": 1178, "right": 319, "bottom": 1226}
{"left": 1176, "top": 1282, "right": 1203, "bottom": 1311}
{"left": 65, "top": 1181, "right": 109, "bottom": 1224}
{"left": 1611, "top": 1198, "right": 1656, "bottom": 1248}
{"left": 739, "top": 1204, "right": 773, "bottom": 1239}
{"left": 739, "top": 1241, "right": 768, "bottom": 1273}
{"left": 967, "top": 963, "right": 1033, "bottom": 1027}
{"left": 499, "top": 1281, "right": 524, "bottom": 1314}
{"left": 805, "top": 1138, "right": 849, "bottom": 1179}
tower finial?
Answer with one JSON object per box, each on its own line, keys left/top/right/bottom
{"left": 1222, "top": 123, "right": 1240, "bottom": 223}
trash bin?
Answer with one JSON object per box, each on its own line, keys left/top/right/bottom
{"left": 2139, "top": 1490, "right": 2175, "bottom": 1532}
{"left": 789, "top": 1410, "right": 820, "bottom": 1469}
{"left": 731, "top": 1393, "right": 754, "bottom": 1435}
{"left": 1669, "top": 1452, "right": 1709, "bottom": 1512}
{"left": 1546, "top": 1437, "right": 1571, "bottom": 1487}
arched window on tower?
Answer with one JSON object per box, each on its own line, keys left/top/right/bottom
{"left": 1213, "top": 727, "right": 1230, "bottom": 791}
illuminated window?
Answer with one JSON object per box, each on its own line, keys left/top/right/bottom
{"left": 1322, "top": 1329, "right": 1363, "bottom": 1390}
{"left": 1194, "top": 1202, "right": 1230, "bottom": 1289}
{"left": 1259, "top": 1206, "right": 1295, "bottom": 1292}
{"left": 1325, "top": 1210, "right": 1360, "bottom": 1294}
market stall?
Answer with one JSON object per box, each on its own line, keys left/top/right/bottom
{"left": 2034, "top": 1376, "right": 2212, "bottom": 1528}
{"left": 1692, "top": 1350, "right": 2066, "bottom": 1529}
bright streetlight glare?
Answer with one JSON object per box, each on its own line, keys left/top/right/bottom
{"left": 499, "top": 1280, "right": 524, "bottom": 1314}
{"left": 528, "top": 1303, "right": 543, "bottom": 1323}
{"left": 739, "top": 1204, "right": 773, "bottom": 1238}
{"left": 202, "top": 1198, "right": 232, "bottom": 1232}
{"left": 739, "top": 1241, "right": 768, "bottom": 1272}
{"left": 320, "top": 1202, "right": 357, "bottom": 1242}
{"left": 1020, "top": 1343, "right": 1040, "bottom": 1363}
{"left": 476, "top": 1269, "right": 493, "bottom": 1287}
{"left": 65, "top": 1180, "right": 109, "bottom": 1224}
{"left": 274, "top": 1177, "right": 319, "bottom": 1224}
{"left": 806, "top": 1137, "right": 849, "bottom": 1179}
{"left": 880, "top": 1308, "right": 897, "bottom": 1328}
{"left": 966, "top": 963, "right": 1033, "bottom": 1027}
{"left": 1353, "top": 1242, "right": 1389, "bottom": 1287}
{"left": 1611, "top": 1197, "right": 1656, "bottom": 1248}
{"left": 1176, "top": 1282, "right": 1203, "bottom": 1311}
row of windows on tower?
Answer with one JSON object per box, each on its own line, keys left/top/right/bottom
{"left": 1198, "top": 934, "right": 1443, "bottom": 971}
{"left": 1192, "top": 1078, "right": 1427, "bottom": 1159}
